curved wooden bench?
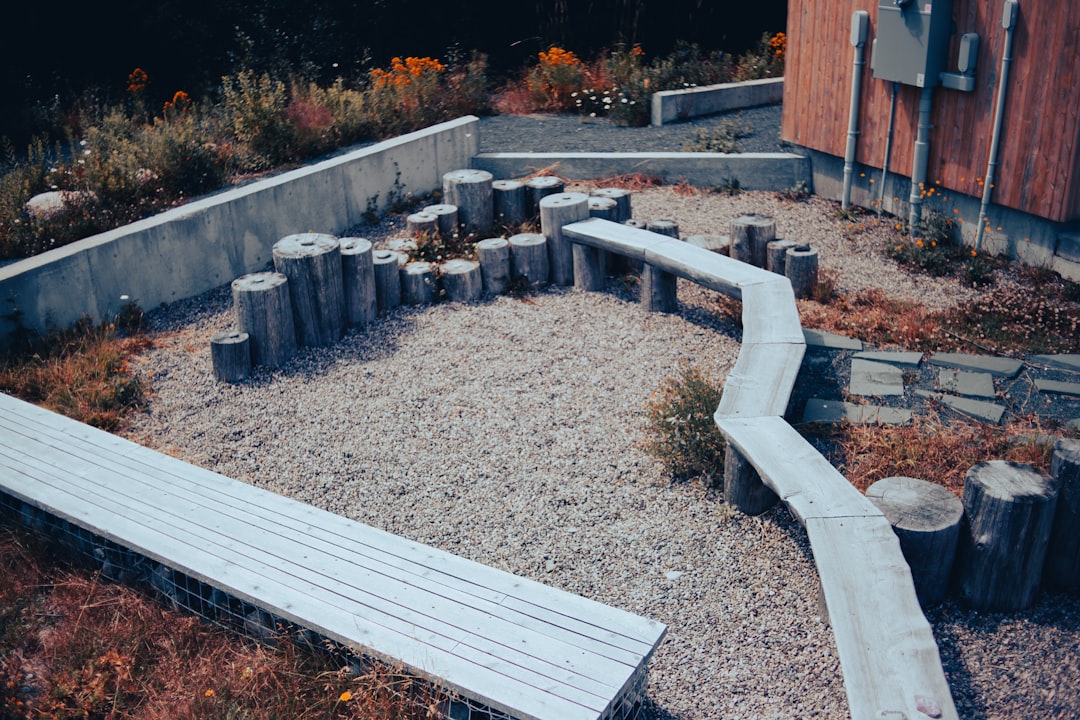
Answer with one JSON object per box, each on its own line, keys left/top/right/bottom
{"left": 563, "top": 218, "right": 958, "bottom": 720}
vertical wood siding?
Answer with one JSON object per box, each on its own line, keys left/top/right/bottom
{"left": 782, "top": 0, "right": 1080, "bottom": 222}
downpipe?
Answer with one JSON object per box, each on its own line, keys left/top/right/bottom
{"left": 908, "top": 86, "right": 934, "bottom": 231}
{"left": 975, "top": 0, "right": 1019, "bottom": 252}
{"left": 877, "top": 82, "right": 899, "bottom": 215}
{"left": 842, "top": 11, "right": 870, "bottom": 209}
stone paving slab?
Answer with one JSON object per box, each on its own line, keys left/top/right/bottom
{"left": 1034, "top": 379, "right": 1080, "bottom": 397}
{"left": 849, "top": 359, "right": 905, "bottom": 397}
{"left": 928, "top": 352, "right": 1023, "bottom": 378}
{"left": 1030, "top": 354, "right": 1080, "bottom": 373}
{"left": 852, "top": 351, "right": 924, "bottom": 367}
{"left": 914, "top": 390, "right": 1006, "bottom": 424}
{"left": 803, "top": 328, "right": 863, "bottom": 351}
{"left": 802, "top": 398, "right": 912, "bottom": 425}
{"left": 937, "top": 369, "right": 996, "bottom": 399}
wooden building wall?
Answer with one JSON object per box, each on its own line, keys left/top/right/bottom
{"left": 782, "top": 0, "right": 1080, "bottom": 223}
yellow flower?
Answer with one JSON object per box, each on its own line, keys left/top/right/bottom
{"left": 339, "top": 691, "right": 353, "bottom": 702}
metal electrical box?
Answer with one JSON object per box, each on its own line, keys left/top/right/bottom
{"left": 872, "top": 0, "right": 954, "bottom": 87}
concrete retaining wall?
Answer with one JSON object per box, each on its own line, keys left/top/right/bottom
{"left": 471, "top": 152, "right": 810, "bottom": 191}
{"left": 0, "top": 117, "right": 479, "bottom": 346}
{"left": 650, "top": 77, "right": 784, "bottom": 126}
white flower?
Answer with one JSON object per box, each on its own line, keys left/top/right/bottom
{"left": 589, "top": 112, "right": 596, "bottom": 117}
{"left": 120, "top": 294, "right": 130, "bottom": 302}
{"left": 621, "top": 98, "right": 628, "bottom": 103}
{"left": 571, "top": 92, "right": 578, "bottom": 97}
{"left": 79, "top": 139, "right": 87, "bottom": 147}
{"left": 83, "top": 149, "right": 91, "bottom": 156}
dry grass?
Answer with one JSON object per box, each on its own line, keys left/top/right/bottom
{"left": 0, "top": 528, "right": 443, "bottom": 720}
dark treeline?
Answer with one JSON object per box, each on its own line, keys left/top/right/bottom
{"left": 2, "top": 0, "right": 785, "bottom": 145}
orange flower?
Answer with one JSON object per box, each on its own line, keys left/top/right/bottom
{"left": 127, "top": 67, "right": 149, "bottom": 94}
{"left": 204, "top": 689, "right": 215, "bottom": 697}
{"left": 339, "top": 691, "right": 353, "bottom": 702}
{"left": 163, "top": 90, "right": 192, "bottom": 116}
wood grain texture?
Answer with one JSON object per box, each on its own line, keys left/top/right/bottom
{"left": 1045, "top": 439, "right": 1080, "bottom": 592}
{"left": 0, "top": 392, "right": 666, "bottom": 720}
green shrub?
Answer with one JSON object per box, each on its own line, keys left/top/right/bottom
{"left": 682, "top": 116, "right": 753, "bottom": 153}
{"left": 643, "top": 364, "right": 726, "bottom": 483}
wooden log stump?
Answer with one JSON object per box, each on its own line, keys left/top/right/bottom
{"left": 766, "top": 239, "right": 797, "bottom": 274}
{"left": 590, "top": 188, "right": 632, "bottom": 222}
{"left": 1045, "top": 439, "right": 1080, "bottom": 593}
{"left": 401, "top": 261, "right": 436, "bottom": 305}
{"left": 340, "top": 237, "right": 377, "bottom": 327}
{"left": 442, "top": 169, "right": 494, "bottom": 236}
{"left": 423, "top": 203, "right": 459, "bottom": 240}
{"left": 619, "top": 219, "right": 646, "bottom": 273}
{"left": 724, "top": 446, "right": 778, "bottom": 515}
{"left": 539, "top": 192, "right": 589, "bottom": 286}
{"left": 685, "top": 234, "right": 731, "bottom": 255}
{"left": 231, "top": 272, "right": 297, "bottom": 368}
{"left": 526, "top": 176, "right": 565, "bottom": 217}
{"left": 210, "top": 330, "right": 251, "bottom": 383}
{"left": 372, "top": 249, "right": 403, "bottom": 314}
{"left": 386, "top": 237, "right": 418, "bottom": 258}
{"left": 440, "top": 259, "right": 483, "bottom": 303}
{"left": 957, "top": 460, "right": 1060, "bottom": 612}
{"left": 642, "top": 264, "right": 677, "bottom": 313}
{"left": 406, "top": 212, "right": 438, "bottom": 238}
{"left": 509, "top": 233, "right": 549, "bottom": 287}
{"left": 785, "top": 245, "right": 819, "bottom": 299}
{"left": 866, "top": 476, "right": 965, "bottom": 607}
{"left": 573, "top": 243, "right": 606, "bottom": 291}
{"left": 272, "top": 233, "right": 345, "bottom": 347}
{"left": 624, "top": 218, "right": 647, "bottom": 229}
{"left": 476, "top": 238, "right": 511, "bottom": 295}
{"left": 493, "top": 180, "right": 527, "bottom": 228}
{"left": 647, "top": 219, "right": 680, "bottom": 239}
{"left": 731, "top": 214, "right": 776, "bottom": 268}
{"left": 588, "top": 196, "right": 619, "bottom": 221}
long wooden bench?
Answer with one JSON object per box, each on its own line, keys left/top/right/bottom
{"left": 0, "top": 392, "right": 666, "bottom": 720}
{"left": 562, "top": 218, "right": 959, "bottom": 720}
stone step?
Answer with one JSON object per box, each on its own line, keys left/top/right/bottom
{"left": 849, "top": 359, "right": 905, "bottom": 397}
{"left": 1034, "top": 379, "right": 1080, "bottom": 397}
{"left": 914, "top": 390, "right": 1006, "bottom": 424}
{"left": 928, "top": 352, "right": 1024, "bottom": 378}
{"left": 937, "top": 369, "right": 996, "bottom": 399}
{"left": 802, "top": 399, "right": 912, "bottom": 425}
{"left": 1030, "top": 354, "right": 1080, "bottom": 373}
{"left": 853, "top": 350, "right": 924, "bottom": 367}
{"left": 803, "top": 328, "right": 863, "bottom": 351}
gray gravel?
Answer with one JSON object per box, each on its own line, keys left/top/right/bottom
{"left": 123, "top": 181, "right": 1080, "bottom": 720}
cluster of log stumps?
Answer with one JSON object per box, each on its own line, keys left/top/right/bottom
{"left": 865, "top": 439, "right": 1080, "bottom": 612}
{"left": 212, "top": 171, "right": 819, "bottom": 383}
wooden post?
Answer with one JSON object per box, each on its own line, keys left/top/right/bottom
{"left": 866, "top": 476, "right": 964, "bottom": 607}
{"left": 423, "top": 203, "right": 459, "bottom": 240}
{"left": 620, "top": 219, "right": 646, "bottom": 273}
{"left": 526, "top": 176, "right": 565, "bottom": 217}
{"left": 210, "top": 330, "right": 251, "bottom": 383}
{"left": 476, "top": 238, "right": 511, "bottom": 295}
{"left": 340, "top": 237, "right": 377, "bottom": 327}
{"left": 588, "top": 196, "right": 618, "bottom": 221}
{"left": 401, "top": 261, "right": 436, "bottom": 305}
{"left": 785, "top": 245, "right": 819, "bottom": 299}
{"left": 642, "top": 264, "right": 677, "bottom": 313}
{"left": 539, "top": 192, "right": 589, "bottom": 286}
{"left": 590, "top": 187, "right": 632, "bottom": 222}
{"left": 441, "top": 259, "right": 483, "bottom": 303}
{"left": 372, "top": 249, "right": 403, "bottom": 314}
{"left": 406, "top": 212, "right": 438, "bottom": 238}
{"left": 685, "top": 235, "right": 731, "bottom": 255}
{"left": 272, "top": 233, "right": 345, "bottom": 347}
{"left": 730, "top": 214, "right": 776, "bottom": 268}
{"left": 1045, "top": 439, "right": 1080, "bottom": 593}
{"left": 231, "top": 272, "right": 296, "bottom": 368}
{"left": 624, "top": 219, "right": 647, "bottom": 229}
{"left": 724, "top": 447, "right": 778, "bottom": 515}
{"left": 442, "top": 169, "right": 494, "bottom": 236}
{"left": 956, "top": 460, "right": 1060, "bottom": 612}
{"left": 386, "top": 237, "right": 418, "bottom": 258}
{"left": 766, "top": 239, "right": 797, "bottom": 274}
{"left": 647, "top": 219, "right": 679, "bottom": 239}
{"left": 509, "top": 233, "right": 549, "bottom": 287}
{"left": 573, "top": 244, "right": 606, "bottom": 291}
{"left": 493, "top": 180, "right": 527, "bottom": 228}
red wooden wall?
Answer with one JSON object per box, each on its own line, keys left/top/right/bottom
{"left": 782, "top": 0, "right": 1080, "bottom": 223}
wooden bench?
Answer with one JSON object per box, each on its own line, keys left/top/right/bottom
{"left": 0, "top": 392, "right": 666, "bottom": 720}
{"left": 561, "top": 218, "right": 959, "bottom": 720}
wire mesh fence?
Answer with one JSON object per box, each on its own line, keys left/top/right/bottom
{"left": 0, "top": 488, "right": 650, "bottom": 720}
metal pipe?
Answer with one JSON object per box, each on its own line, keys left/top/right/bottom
{"left": 842, "top": 11, "right": 870, "bottom": 209}
{"left": 908, "top": 86, "right": 934, "bottom": 231}
{"left": 975, "top": 0, "right": 1019, "bottom": 252}
{"left": 877, "top": 82, "right": 899, "bottom": 215}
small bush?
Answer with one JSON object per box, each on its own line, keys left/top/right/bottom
{"left": 643, "top": 364, "right": 726, "bottom": 483}
{"left": 682, "top": 116, "right": 753, "bottom": 153}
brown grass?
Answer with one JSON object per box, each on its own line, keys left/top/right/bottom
{"left": 0, "top": 529, "right": 443, "bottom": 720}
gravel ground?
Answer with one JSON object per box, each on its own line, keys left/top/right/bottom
{"left": 120, "top": 122, "right": 1080, "bottom": 719}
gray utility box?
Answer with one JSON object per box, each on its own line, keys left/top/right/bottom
{"left": 872, "top": 0, "right": 954, "bottom": 88}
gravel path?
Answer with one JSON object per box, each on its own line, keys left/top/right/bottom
{"left": 120, "top": 126, "right": 1080, "bottom": 719}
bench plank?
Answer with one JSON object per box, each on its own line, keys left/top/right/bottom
{"left": 0, "top": 393, "right": 665, "bottom": 720}
{"left": 739, "top": 281, "right": 804, "bottom": 345}
{"left": 714, "top": 342, "right": 804, "bottom": 419}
